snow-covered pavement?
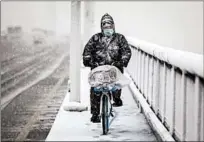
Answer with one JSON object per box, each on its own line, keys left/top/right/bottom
{"left": 46, "top": 68, "right": 157, "bottom": 141}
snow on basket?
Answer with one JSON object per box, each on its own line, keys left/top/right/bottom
{"left": 88, "top": 65, "right": 131, "bottom": 89}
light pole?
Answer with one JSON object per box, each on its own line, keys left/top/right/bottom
{"left": 69, "top": 0, "right": 81, "bottom": 102}
{"left": 65, "top": 0, "right": 95, "bottom": 112}
{"left": 83, "top": 1, "right": 95, "bottom": 48}
{"left": 64, "top": 0, "right": 87, "bottom": 112}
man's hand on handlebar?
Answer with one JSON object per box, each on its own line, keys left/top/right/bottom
{"left": 90, "top": 61, "right": 99, "bottom": 68}
{"left": 111, "top": 61, "right": 124, "bottom": 67}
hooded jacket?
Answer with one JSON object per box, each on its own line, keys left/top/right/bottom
{"left": 82, "top": 13, "right": 132, "bottom": 73}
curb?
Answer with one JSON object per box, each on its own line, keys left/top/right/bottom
{"left": 128, "top": 82, "right": 175, "bottom": 141}
{"left": 124, "top": 71, "right": 175, "bottom": 142}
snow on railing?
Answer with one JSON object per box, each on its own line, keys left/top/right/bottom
{"left": 126, "top": 37, "right": 204, "bottom": 141}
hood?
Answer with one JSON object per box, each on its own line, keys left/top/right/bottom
{"left": 100, "top": 13, "right": 115, "bottom": 34}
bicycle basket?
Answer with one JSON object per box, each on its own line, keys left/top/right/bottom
{"left": 88, "top": 65, "right": 121, "bottom": 87}
{"left": 88, "top": 65, "right": 131, "bottom": 89}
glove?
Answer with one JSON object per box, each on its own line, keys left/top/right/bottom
{"left": 121, "top": 56, "right": 129, "bottom": 67}
{"left": 90, "top": 61, "right": 99, "bottom": 69}
{"left": 111, "top": 61, "right": 124, "bottom": 67}
{"left": 83, "top": 55, "right": 92, "bottom": 67}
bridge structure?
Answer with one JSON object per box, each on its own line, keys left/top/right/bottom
{"left": 46, "top": 1, "right": 204, "bottom": 141}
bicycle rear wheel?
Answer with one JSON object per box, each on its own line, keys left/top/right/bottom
{"left": 102, "top": 95, "right": 109, "bottom": 135}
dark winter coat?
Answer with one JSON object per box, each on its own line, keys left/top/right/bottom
{"left": 82, "top": 14, "right": 132, "bottom": 73}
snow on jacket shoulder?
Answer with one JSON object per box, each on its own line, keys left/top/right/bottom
{"left": 82, "top": 32, "right": 132, "bottom": 72}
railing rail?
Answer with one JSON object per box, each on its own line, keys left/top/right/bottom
{"left": 126, "top": 37, "right": 204, "bottom": 141}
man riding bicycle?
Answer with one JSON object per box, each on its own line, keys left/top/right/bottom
{"left": 82, "top": 13, "right": 132, "bottom": 123}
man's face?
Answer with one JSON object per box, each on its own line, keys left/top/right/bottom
{"left": 102, "top": 24, "right": 114, "bottom": 37}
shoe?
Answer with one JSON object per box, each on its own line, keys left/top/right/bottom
{"left": 112, "top": 99, "right": 123, "bottom": 107}
{"left": 90, "top": 114, "right": 101, "bottom": 123}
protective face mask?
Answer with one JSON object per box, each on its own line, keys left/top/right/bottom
{"left": 103, "top": 29, "right": 114, "bottom": 37}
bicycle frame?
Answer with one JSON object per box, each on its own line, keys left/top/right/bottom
{"left": 99, "top": 91, "right": 113, "bottom": 118}
{"left": 89, "top": 65, "right": 128, "bottom": 134}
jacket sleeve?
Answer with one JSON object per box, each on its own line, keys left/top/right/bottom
{"left": 119, "top": 35, "right": 132, "bottom": 67}
{"left": 82, "top": 35, "right": 95, "bottom": 67}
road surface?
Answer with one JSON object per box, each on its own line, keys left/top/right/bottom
{"left": 1, "top": 35, "right": 70, "bottom": 141}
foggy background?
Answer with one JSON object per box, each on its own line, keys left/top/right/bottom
{"left": 1, "top": 1, "right": 203, "bottom": 141}
{"left": 1, "top": 1, "right": 203, "bottom": 54}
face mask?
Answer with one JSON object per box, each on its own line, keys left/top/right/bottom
{"left": 103, "top": 29, "right": 114, "bottom": 37}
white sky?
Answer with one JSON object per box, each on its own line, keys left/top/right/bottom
{"left": 1, "top": 1, "right": 203, "bottom": 54}
{"left": 1, "top": 1, "right": 70, "bottom": 35}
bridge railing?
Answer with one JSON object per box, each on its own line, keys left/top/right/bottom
{"left": 126, "top": 37, "right": 204, "bottom": 141}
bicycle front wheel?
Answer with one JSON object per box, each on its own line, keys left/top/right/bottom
{"left": 102, "top": 95, "right": 109, "bottom": 135}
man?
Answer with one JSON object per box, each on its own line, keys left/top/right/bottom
{"left": 82, "top": 13, "right": 132, "bottom": 123}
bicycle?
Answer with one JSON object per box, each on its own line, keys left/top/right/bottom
{"left": 89, "top": 65, "right": 123, "bottom": 135}
{"left": 93, "top": 83, "right": 120, "bottom": 135}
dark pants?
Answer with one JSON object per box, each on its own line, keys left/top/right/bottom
{"left": 90, "top": 87, "right": 122, "bottom": 115}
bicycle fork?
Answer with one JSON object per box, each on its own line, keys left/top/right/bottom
{"left": 99, "top": 92, "right": 116, "bottom": 123}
